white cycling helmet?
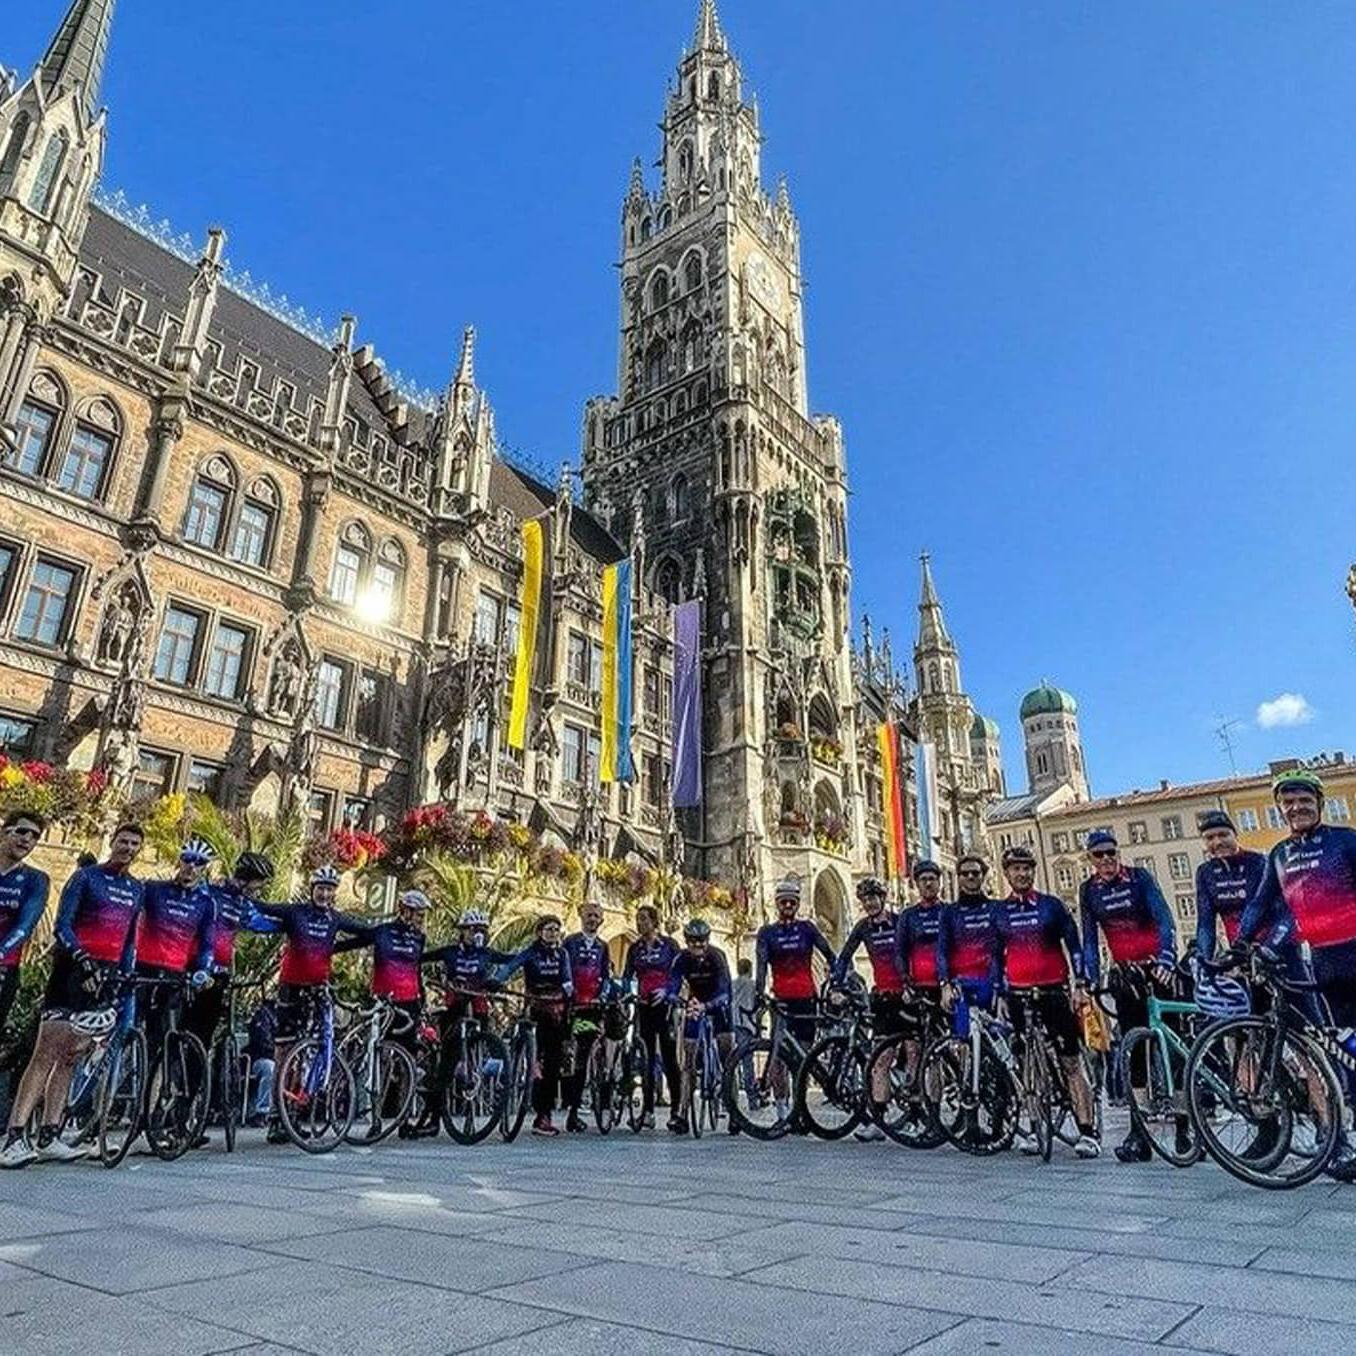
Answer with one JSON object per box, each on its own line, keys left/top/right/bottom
{"left": 70, "top": 1007, "right": 117, "bottom": 1038}
{"left": 311, "top": 864, "right": 342, "bottom": 888}
{"left": 1191, "top": 957, "right": 1251, "bottom": 1020}
{"left": 398, "top": 889, "right": 432, "bottom": 912}
{"left": 459, "top": 908, "right": 490, "bottom": 929}
{"left": 179, "top": 837, "right": 216, "bottom": 866}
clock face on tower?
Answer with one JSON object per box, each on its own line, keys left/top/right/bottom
{"left": 745, "top": 252, "right": 780, "bottom": 317}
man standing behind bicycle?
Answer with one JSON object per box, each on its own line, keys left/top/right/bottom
{"left": 337, "top": 889, "right": 435, "bottom": 1052}
{"left": 1077, "top": 828, "right": 1177, "bottom": 1164}
{"left": 254, "top": 864, "right": 375, "bottom": 1144}
{"left": 834, "top": 876, "right": 903, "bottom": 1141}
{"left": 1, "top": 822, "right": 145, "bottom": 1169}
{"left": 621, "top": 903, "right": 680, "bottom": 1130}
{"left": 937, "top": 855, "right": 1002, "bottom": 1016}
{"left": 561, "top": 901, "right": 613, "bottom": 1134}
{"left": 666, "top": 917, "right": 733, "bottom": 1135}
{"left": 994, "top": 845, "right": 1100, "bottom": 1159}
{"left": 133, "top": 839, "right": 217, "bottom": 1069}
{"left": 894, "top": 860, "right": 948, "bottom": 1104}
{"left": 498, "top": 915, "right": 574, "bottom": 1137}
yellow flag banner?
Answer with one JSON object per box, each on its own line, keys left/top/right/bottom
{"left": 507, "top": 519, "right": 544, "bottom": 749}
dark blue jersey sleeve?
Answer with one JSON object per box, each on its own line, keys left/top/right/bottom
{"left": 1140, "top": 870, "right": 1177, "bottom": 963}
{"left": 0, "top": 869, "right": 49, "bottom": 963}
{"left": 1078, "top": 880, "right": 1100, "bottom": 984}
{"left": 935, "top": 906, "right": 955, "bottom": 983}
{"left": 1237, "top": 846, "right": 1283, "bottom": 947}
{"left": 833, "top": 919, "right": 866, "bottom": 983}
{"left": 54, "top": 868, "right": 88, "bottom": 953}
{"left": 1047, "top": 895, "right": 1083, "bottom": 980}
{"left": 810, "top": 922, "right": 836, "bottom": 970}
{"left": 754, "top": 927, "right": 770, "bottom": 994}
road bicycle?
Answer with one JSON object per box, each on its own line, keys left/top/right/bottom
{"left": 61, "top": 982, "right": 146, "bottom": 1169}
{"left": 865, "top": 992, "right": 950, "bottom": 1148}
{"left": 919, "top": 988, "right": 1020, "bottom": 1155}
{"left": 208, "top": 974, "right": 264, "bottom": 1154}
{"left": 140, "top": 974, "right": 211, "bottom": 1162}
{"left": 339, "top": 996, "right": 419, "bottom": 1146}
{"left": 1005, "top": 988, "right": 1068, "bottom": 1163}
{"left": 1186, "top": 947, "right": 1348, "bottom": 1190}
{"left": 679, "top": 1005, "right": 726, "bottom": 1138}
{"left": 436, "top": 986, "right": 510, "bottom": 1145}
{"left": 1114, "top": 963, "right": 1204, "bottom": 1167}
{"left": 587, "top": 994, "right": 645, "bottom": 1134}
{"left": 275, "top": 985, "right": 355, "bottom": 1154}
{"left": 722, "top": 993, "right": 820, "bottom": 1140}
{"left": 794, "top": 982, "right": 877, "bottom": 1140}
{"left": 499, "top": 992, "right": 539, "bottom": 1143}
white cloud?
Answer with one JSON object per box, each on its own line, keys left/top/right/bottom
{"left": 1256, "top": 693, "right": 1316, "bottom": 729}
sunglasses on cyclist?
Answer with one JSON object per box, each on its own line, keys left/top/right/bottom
{"left": 1090, "top": 847, "right": 1117, "bottom": 859}
{"left": 8, "top": 826, "right": 40, "bottom": 838}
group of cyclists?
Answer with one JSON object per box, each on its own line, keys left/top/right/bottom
{"left": 0, "top": 763, "right": 1353, "bottom": 1180}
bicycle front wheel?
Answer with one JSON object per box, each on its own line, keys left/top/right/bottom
{"left": 1021, "top": 1039, "right": 1054, "bottom": 1163}
{"left": 444, "top": 1031, "right": 509, "bottom": 1145}
{"left": 278, "top": 1040, "right": 356, "bottom": 1154}
{"left": 624, "top": 1035, "right": 650, "bottom": 1133}
{"left": 868, "top": 1035, "right": 945, "bottom": 1149}
{"left": 590, "top": 1041, "right": 621, "bottom": 1135}
{"left": 96, "top": 1029, "right": 147, "bottom": 1169}
{"left": 1186, "top": 1016, "right": 1342, "bottom": 1190}
{"left": 499, "top": 1039, "right": 533, "bottom": 1143}
{"left": 796, "top": 1034, "right": 867, "bottom": 1140}
{"left": 1120, "top": 1026, "right": 1200, "bottom": 1168}
{"left": 721, "top": 1034, "right": 793, "bottom": 1140}
{"left": 921, "top": 1035, "right": 1017, "bottom": 1156}
{"left": 345, "top": 1040, "right": 417, "bottom": 1146}
{"left": 146, "top": 1029, "right": 209, "bottom": 1162}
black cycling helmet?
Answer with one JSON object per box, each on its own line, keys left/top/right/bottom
{"left": 1001, "top": 845, "right": 1037, "bottom": 867}
{"left": 683, "top": 917, "right": 712, "bottom": 941}
{"left": 234, "top": 851, "right": 275, "bottom": 885}
{"left": 855, "top": 876, "right": 888, "bottom": 901}
{"left": 911, "top": 859, "right": 941, "bottom": 880}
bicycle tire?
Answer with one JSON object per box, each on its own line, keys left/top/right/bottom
{"left": 1186, "top": 1016, "right": 1343, "bottom": 1190}
{"left": 96, "top": 1029, "right": 147, "bottom": 1169}
{"left": 796, "top": 1034, "right": 867, "bottom": 1140}
{"left": 721, "top": 1034, "right": 793, "bottom": 1140}
{"left": 277, "top": 1040, "right": 356, "bottom": 1154}
{"left": 1023, "top": 1038, "right": 1054, "bottom": 1163}
{"left": 1119, "top": 1026, "right": 1200, "bottom": 1168}
{"left": 625, "top": 1035, "right": 650, "bottom": 1133}
{"left": 146, "top": 1029, "right": 209, "bottom": 1162}
{"left": 921, "top": 1034, "right": 1018, "bottom": 1156}
{"left": 866, "top": 1035, "right": 945, "bottom": 1149}
{"left": 703, "top": 1039, "right": 722, "bottom": 1134}
{"left": 443, "top": 1031, "right": 509, "bottom": 1145}
{"left": 219, "top": 1037, "right": 240, "bottom": 1154}
{"left": 345, "top": 1040, "right": 417, "bottom": 1146}
{"left": 589, "top": 1040, "right": 620, "bottom": 1135}
{"left": 688, "top": 1051, "right": 703, "bottom": 1139}
{"left": 500, "top": 1039, "right": 533, "bottom": 1143}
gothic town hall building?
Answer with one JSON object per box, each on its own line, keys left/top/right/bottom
{"left": 0, "top": 1, "right": 1001, "bottom": 937}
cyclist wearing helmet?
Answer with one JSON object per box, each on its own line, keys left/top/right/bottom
{"left": 834, "top": 876, "right": 903, "bottom": 1140}
{"left": 994, "top": 845, "right": 1099, "bottom": 1158}
{"left": 937, "top": 855, "right": 1001, "bottom": 1011}
{"left": 896, "top": 860, "right": 946, "bottom": 995}
{"left": 133, "top": 839, "right": 217, "bottom": 1069}
{"left": 1195, "top": 811, "right": 1272, "bottom": 959}
{"left": 666, "top": 917, "right": 733, "bottom": 1135}
{"left": 755, "top": 875, "right": 836, "bottom": 1048}
{"left": 184, "top": 850, "right": 279, "bottom": 1079}
{"left": 0, "top": 810, "right": 50, "bottom": 1039}
{"left": 255, "top": 865, "right": 375, "bottom": 1119}
{"left": 1, "top": 823, "right": 145, "bottom": 1169}
{"left": 337, "top": 889, "right": 435, "bottom": 1048}
{"left": 1078, "top": 828, "right": 1177, "bottom": 1163}
{"left": 621, "top": 903, "right": 681, "bottom": 1129}
{"left": 497, "top": 915, "right": 574, "bottom": 1136}
{"left": 561, "top": 901, "right": 614, "bottom": 1134}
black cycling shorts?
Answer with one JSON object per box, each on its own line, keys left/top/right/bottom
{"left": 870, "top": 991, "right": 907, "bottom": 1039}
{"left": 778, "top": 997, "right": 817, "bottom": 1048}
{"left": 42, "top": 950, "right": 118, "bottom": 1019}
{"left": 275, "top": 982, "right": 316, "bottom": 1043}
{"left": 1009, "top": 985, "right": 1081, "bottom": 1059}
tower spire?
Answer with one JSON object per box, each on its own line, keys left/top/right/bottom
{"left": 454, "top": 325, "right": 476, "bottom": 389}
{"left": 692, "top": 0, "right": 726, "bottom": 52}
{"left": 916, "top": 552, "right": 952, "bottom": 653}
{"left": 39, "top": 0, "right": 116, "bottom": 120}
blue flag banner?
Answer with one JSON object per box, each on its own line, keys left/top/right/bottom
{"left": 671, "top": 599, "right": 702, "bottom": 806}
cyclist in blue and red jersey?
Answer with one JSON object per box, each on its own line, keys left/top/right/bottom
{"left": 897, "top": 859, "right": 946, "bottom": 997}
{"left": 755, "top": 874, "right": 835, "bottom": 1047}
{"left": 134, "top": 838, "right": 217, "bottom": 1065}
{"left": 337, "top": 888, "right": 435, "bottom": 1041}
{"left": 0, "top": 810, "right": 50, "bottom": 1040}
{"left": 561, "top": 901, "right": 614, "bottom": 1133}
{"left": 994, "top": 844, "right": 1098, "bottom": 1159}
{"left": 498, "top": 915, "right": 574, "bottom": 1137}
{"left": 256, "top": 864, "right": 374, "bottom": 1141}
{"left": 621, "top": 903, "right": 680, "bottom": 1129}
{"left": 184, "top": 851, "right": 278, "bottom": 1068}
{"left": 667, "top": 917, "right": 732, "bottom": 1135}
{"left": 834, "top": 876, "right": 902, "bottom": 1140}
{"left": 937, "top": 854, "right": 1002, "bottom": 1010}
{"left": 1077, "top": 827, "right": 1178, "bottom": 1163}
{"left": 1195, "top": 811, "right": 1274, "bottom": 959}
{"left": 2, "top": 822, "right": 145, "bottom": 1169}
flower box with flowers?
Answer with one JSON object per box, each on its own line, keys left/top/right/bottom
{"left": 811, "top": 737, "right": 843, "bottom": 767}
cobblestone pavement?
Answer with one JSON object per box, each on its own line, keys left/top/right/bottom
{"left": 0, "top": 1116, "right": 1351, "bottom": 1355}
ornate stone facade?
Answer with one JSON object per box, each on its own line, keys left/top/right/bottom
{"left": 0, "top": 1, "right": 920, "bottom": 936}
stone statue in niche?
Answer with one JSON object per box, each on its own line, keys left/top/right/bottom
{"left": 97, "top": 583, "right": 141, "bottom": 667}
{"left": 268, "top": 639, "right": 306, "bottom": 720}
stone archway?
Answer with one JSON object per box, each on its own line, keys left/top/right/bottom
{"left": 812, "top": 867, "right": 849, "bottom": 950}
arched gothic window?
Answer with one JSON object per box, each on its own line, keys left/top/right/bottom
{"left": 56, "top": 396, "right": 120, "bottom": 501}
{"left": 649, "top": 270, "right": 670, "bottom": 309}
{"left": 684, "top": 252, "right": 703, "bottom": 291}
{"left": 329, "top": 521, "right": 372, "bottom": 607}
{"left": 655, "top": 557, "right": 682, "bottom": 604}
{"left": 678, "top": 141, "right": 694, "bottom": 184}
{"left": 0, "top": 112, "right": 29, "bottom": 188}
{"left": 370, "top": 539, "right": 407, "bottom": 625}
{"left": 646, "top": 338, "right": 666, "bottom": 389}
{"left": 670, "top": 473, "right": 689, "bottom": 523}
{"left": 183, "top": 454, "right": 238, "bottom": 550}
{"left": 10, "top": 369, "right": 65, "bottom": 478}
{"left": 27, "top": 130, "right": 67, "bottom": 214}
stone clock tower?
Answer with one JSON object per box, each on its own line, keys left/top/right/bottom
{"left": 581, "top": 0, "right": 860, "bottom": 940}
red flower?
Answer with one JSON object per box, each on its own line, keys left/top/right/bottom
{"left": 85, "top": 767, "right": 109, "bottom": 797}
{"left": 20, "top": 760, "right": 54, "bottom": 784}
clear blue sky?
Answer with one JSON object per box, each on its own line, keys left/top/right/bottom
{"left": 11, "top": 1, "right": 1356, "bottom": 795}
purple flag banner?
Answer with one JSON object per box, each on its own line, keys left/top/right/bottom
{"left": 671, "top": 599, "right": 703, "bottom": 807}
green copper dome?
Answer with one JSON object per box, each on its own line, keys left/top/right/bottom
{"left": 1020, "top": 683, "right": 1077, "bottom": 721}
{"left": 971, "top": 713, "right": 999, "bottom": 741}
